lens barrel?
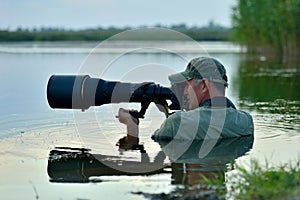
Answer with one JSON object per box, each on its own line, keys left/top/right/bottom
{"left": 47, "top": 75, "right": 181, "bottom": 111}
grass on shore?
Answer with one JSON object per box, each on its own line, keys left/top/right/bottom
{"left": 202, "top": 159, "right": 300, "bottom": 200}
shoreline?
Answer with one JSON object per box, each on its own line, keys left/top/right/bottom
{"left": 0, "top": 41, "right": 246, "bottom": 54}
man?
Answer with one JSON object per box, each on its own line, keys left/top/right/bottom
{"left": 119, "top": 57, "right": 254, "bottom": 141}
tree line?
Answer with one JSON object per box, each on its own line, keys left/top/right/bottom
{"left": 232, "top": 0, "right": 300, "bottom": 62}
{"left": 0, "top": 23, "right": 232, "bottom": 42}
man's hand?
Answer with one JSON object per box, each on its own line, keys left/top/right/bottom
{"left": 118, "top": 108, "right": 140, "bottom": 138}
{"left": 118, "top": 108, "right": 139, "bottom": 125}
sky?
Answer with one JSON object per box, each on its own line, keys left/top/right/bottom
{"left": 1, "top": 0, "right": 237, "bottom": 30}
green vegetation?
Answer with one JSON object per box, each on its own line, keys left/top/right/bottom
{"left": 204, "top": 160, "right": 300, "bottom": 200}
{"left": 232, "top": 0, "right": 300, "bottom": 61}
{"left": 236, "top": 59, "right": 300, "bottom": 103}
{"left": 0, "top": 28, "right": 122, "bottom": 42}
{"left": 0, "top": 23, "right": 232, "bottom": 42}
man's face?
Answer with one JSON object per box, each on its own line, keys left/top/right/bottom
{"left": 184, "top": 79, "right": 204, "bottom": 110}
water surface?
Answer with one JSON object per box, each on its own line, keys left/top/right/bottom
{"left": 0, "top": 41, "right": 299, "bottom": 199}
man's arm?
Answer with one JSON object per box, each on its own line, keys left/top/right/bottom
{"left": 118, "top": 107, "right": 180, "bottom": 141}
{"left": 118, "top": 108, "right": 139, "bottom": 138}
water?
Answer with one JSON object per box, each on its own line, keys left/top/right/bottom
{"left": 0, "top": 41, "right": 299, "bottom": 199}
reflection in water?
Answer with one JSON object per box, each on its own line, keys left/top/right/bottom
{"left": 158, "top": 136, "right": 254, "bottom": 186}
{"left": 47, "top": 146, "right": 168, "bottom": 183}
{"left": 236, "top": 59, "right": 300, "bottom": 140}
{"left": 47, "top": 136, "right": 253, "bottom": 187}
{"left": 237, "top": 59, "right": 300, "bottom": 103}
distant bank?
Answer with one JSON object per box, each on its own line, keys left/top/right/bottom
{"left": 0, "top": 26, "right": 232, "bottom": 42}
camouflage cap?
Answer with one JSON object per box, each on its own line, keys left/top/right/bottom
{"left": 168, "top": 57, "right": 228, "bottom": 87}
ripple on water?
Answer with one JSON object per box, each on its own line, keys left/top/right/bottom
{"left": 254, "top": 112, "right": 299, "bottom": 139}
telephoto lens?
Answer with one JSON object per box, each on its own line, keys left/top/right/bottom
{"left": 47, "top": 75, "right": 182, "bottom": 112}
